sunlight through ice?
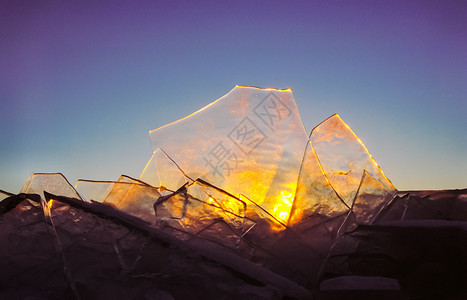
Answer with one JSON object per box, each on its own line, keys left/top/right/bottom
{"left": 142, "top": 86, "right": 396, "bottom": 227}
{"left": 145, "top": 86, "right": 309, "bottom": 223}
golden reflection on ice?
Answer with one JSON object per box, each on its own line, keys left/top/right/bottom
{"left": 311, "top": 114, "right": 395, "bottom": 207}
{"left": 273, "top": 192, "right": 293, "bottom": 221}
{"left": 146, "top": 86, "right": 309, "bottom": 228}
{"left": 271, "top": 182, "right": 297, "bottom": 223}
{"left": 139, "top": 87, "right": 396, "bottom": 232}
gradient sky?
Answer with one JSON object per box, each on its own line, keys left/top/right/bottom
{"left": 1, "top": 0, "right": 466, "bottom": 193}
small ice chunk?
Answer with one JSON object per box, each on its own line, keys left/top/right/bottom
{"left": 103, "top": 180, "right": 161, "bottom": 226}
{"left": 20, "top": 173, "right": 82, "bottom": 201}
{"left": 0, "top": 190, "right": 13, "bottom": 201}
{"left": 75, "top": 179, "right": 116, "bottom": 202}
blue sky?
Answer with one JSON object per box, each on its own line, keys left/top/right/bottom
{"left": 1, "top": 0, "right": 466, "bottom": 192}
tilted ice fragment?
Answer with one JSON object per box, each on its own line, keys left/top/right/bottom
{"left": 139, "top": 148, "right": 192, "bottom": 191}
{"left": 117, "top": 175, "right": 142, "bottom": 183}
{"left": 289, "top": 141, "right": 349, "bottom": 227}
{"left": 351, "top": 170, "right": 395, "bottom": 224}
{"left": 76, "top": 176, "right": 161, "bottom": 225}
{"left": 310, "top": 114, "right": 396, "bottom": 206}
{"left": 75, "top": 179, "right": 116, "bottom": 202}
{"left": 103, "top": 180, "right": 161, "bottom": 226}
{"left": 0, "top": 190, "right": 13, "bottom": 201}
{"left": 153, "top": 148, "right": 191, "bottom": 191}
{"left": 76, "top": 175, "right": 147, "bottom": 202}
{"left": 148, "top": 86, "right": 309, "bottom": 221}
{"left": 139, "top": 152, "right": 160, "bottom": 187}
{"left": 20, "top": 173, "right": 82, "bottom": 201}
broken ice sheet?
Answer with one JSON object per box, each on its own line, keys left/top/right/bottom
{"left": 154, "top": 179, "right": 255, "bottom": 248}
{"left": 20, "top": 173, "right": 82, "bottom": 201}
{"left": 144, "top": 148, "right": 191, "bottom": 190}
{"left": 289, "top": 141, "right": 349, "bottom": 227}
{"left": 352, "top": 170, "right": 394, "bottom": 224}
{"left": 75, "top": 175, "right": 153, "bottom": 202}
{"left": 43, "top": 194, "right": 144, "bottom": 298}
{"left": 311, "top": 114, "right": 396, "bottom": 207}
{"left": 146, "top": 86, "right": 309, "bottom": 223}
{"left": 43, "top": 194, "right": 309, "bottom": 299}
{"left": 149, "top": 167, "right": 354, "bottom": 287}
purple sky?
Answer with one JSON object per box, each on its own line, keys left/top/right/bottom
{"left": 1, "top": 0, "right": 466, "bottom": 193}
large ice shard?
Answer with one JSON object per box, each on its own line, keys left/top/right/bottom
{"left": 144, "top": 88, "right": 396, "bottom": 231}
{"left": 310, "top": 114, "right": 396, "bottom": 206}
{"left": 288, "top": 113, "right": 397, "bottom": 244}
{"left": 147, "top": 86, "right": 309, "bottom": 224}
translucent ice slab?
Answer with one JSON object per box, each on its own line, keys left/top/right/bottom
{"left": 20, "top": 173, "right": 82, "bottom": 201}
{"left": 76, "top": 176, "right": 161, "bottom": 226}
{"left": 147, "top": 86, "right": 309, "bottom": 223}
{"left": 292, "top": 115, "right": 396, "bottom": 228}
{"left": 310, "top": 114, "right": 396, "bottom": 207}
{"left": 139, "top": 153, "right": 159, "bottom": 187}
{"left": 75, "top": 179, "right": 116, "bottom": 202}
{"left": 149, "top": 148, "right": 191, "bottom": 190}
{"left": 352, "top": 170, "right": 394, "bottom": 224}
{"left": 104, "top": 181, "right": 161, "bottom": 226}
{"left": 0, "top": 190, "right": 13, "bottom": 201}
{"left": 290, "top": 141, "right": 348, "bottom": 227}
